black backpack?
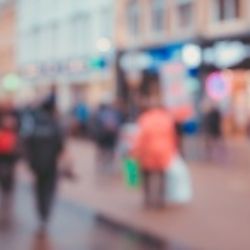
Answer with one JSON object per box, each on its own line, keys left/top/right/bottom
{"left": 26, "top": 111, "right": 63, "bottom": 174}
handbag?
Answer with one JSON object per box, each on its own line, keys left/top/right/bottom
{"left": 122, "top": 158, "right": 141, "bottom": 188}
{"left": 165, "top": 154, "right": 193, "bottom": 204}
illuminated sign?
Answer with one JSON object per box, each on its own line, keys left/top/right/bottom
{"left": 206, "top": 72, "right": 231, "bottom": 101}
{"left": 203, "top": 41, "right": 248, "bottom": 68}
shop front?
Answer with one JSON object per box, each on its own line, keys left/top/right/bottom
{"left": 117, "top": 42, "right": 201, "bottom": 125}
{"left": 201, "top": 38, "right": 250, "bottom": 138}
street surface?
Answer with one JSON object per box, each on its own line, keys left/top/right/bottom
{"left": 58, "top": 138, "right": 250, "bottom": 250}
{"left": 15, "top": 137, "right": 250, "bottom": 249}
{"left": 0, "top": 183, "right": 177, "bottom": 250}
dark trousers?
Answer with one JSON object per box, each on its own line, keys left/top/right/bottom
{"left": 0, "top": 161, "right": 15, "bottom": 195}
{"left": 142, "top": 170, "right": 165, "bottom": 207}
{"left": 35, "top": 169, "right": 57, "bottom": 222}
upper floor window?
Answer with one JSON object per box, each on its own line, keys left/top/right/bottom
{"left": 100, "top": 6, "right": 113, "bottom": 38}
{"left": 213, "top": 0, "right": 240, "bottom": 21}
{"left": 151, "top": 0, "right": 166, "bottom": 34}
{"left": 177, "top": 0, "right": 193, "bottom": 29}
{"left": 127, "top": 0, "right": 140, "bottom": 36}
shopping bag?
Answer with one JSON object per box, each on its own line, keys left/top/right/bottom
{"left": 122, "top": 158, "right": 141, "bottom": 188}
{"left": 165, "top": 154, "right": 193, "bottom": 204}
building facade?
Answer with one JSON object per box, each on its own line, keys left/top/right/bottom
{"left": 0, "top": 0, "right": 16, "bottom": 78}
{"left": 17, "top": 0, "right": 115, "bottom": 110}
{"left": 115, "top": 0, "right": 248, "bottom": 49}
{"left": 115, "top": 0, "right": 250, "bottom": 135}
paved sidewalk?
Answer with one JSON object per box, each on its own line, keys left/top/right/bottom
{"left": 18, "top": 139, "right": 250, "bottom": 250}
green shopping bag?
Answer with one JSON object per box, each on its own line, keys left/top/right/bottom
{"left": 122, "top": 158, "right": 141, "bottom": 188}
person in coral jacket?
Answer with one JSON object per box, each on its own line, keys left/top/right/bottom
{"left": 133, "top": 104, "right": 177, "bottom": 208}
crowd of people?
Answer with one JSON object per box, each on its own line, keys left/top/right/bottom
{"left": 0, "top": 87, "right": 227, "bottom": 230}
{"left": 0, "top": 92, "right": 127, "bottom": 227}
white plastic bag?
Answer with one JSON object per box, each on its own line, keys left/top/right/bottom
{"left": 165, "top": 154, "right": 193, "bottom": 204}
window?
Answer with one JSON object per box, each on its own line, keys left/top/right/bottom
{"left": 50, "top": 23, "right": 58, "bottom": 61}
{"left": 214, "top": 0, "right": 240, "bottom": 21}
{"left": 70, "top": 13, "right": 92, "bottom": 57}
{"left": 177, "top": 0, "right": 193, "bottom": 29}
{"left": 100, "top": 7, "right": 113, "bottom": 38}
{"left": 127, "top": 0, "right": 140, "bottom": 36}
{"left": 151, "top": 0, "right": 165, "bottom": 33}
{"left": 31, "top": 27, "right": 40, "bottom": 63}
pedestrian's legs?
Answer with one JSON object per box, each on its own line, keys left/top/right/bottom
{"left": 158, "top": 171, "right": 165, "bottom": 207}
{"left": 142, "top": 170, "right": 152, "bottom": 207}
{"left": 35, "top": 170, "right": 57, "bottom": 223}
{"left": 0, "top": 163, "right": 14, "bottom": 196}
{"left": 0, "top": 163, "right": 15, "bottom": 223}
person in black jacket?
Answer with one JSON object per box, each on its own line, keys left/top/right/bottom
{"left": 25, "top": 99, "right": 63, "bottom": 225}
{"left": 203, "top": 104, "right": 223, "bottom": 161}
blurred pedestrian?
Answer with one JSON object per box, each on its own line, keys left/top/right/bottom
{"left": 203, "top": 103, "right": 224, "bottom": 161}
{"left": 133, "top": 99, "right": 177, "bottom": 208}
{"left": 0, "top": 99, "right": 19, "bottom": 201}
{"left": 25, "top": 98, "right": 64, "bottom": 225}
{"left": 71, "top": 100, "right": 90, "bottom": 137}
{"left": 93, "top": 98, "right": 124, "bottom": 174}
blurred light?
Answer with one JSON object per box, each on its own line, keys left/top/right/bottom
{"left": 214, "top": 41, "right": 247, "bottom": 68}
{"left": 182, "top": 44, "right": 202, "bottom": 68}
{"left": 88, "top": 57, "right": 106, "bottom": 69}
{"left": 204, "top": 41, "right": 247, "bottom": 68}
{"left": 120, "top": 52, "right": 153, "bottom": 72}
{"left": 2, "top": 74, "right": 22, "bottom": 91}
{"left": 206, "top": 72, "right": 232, "bottom": 101}
{"left": 96, "top": 38, "right": 112, "bottom": 53}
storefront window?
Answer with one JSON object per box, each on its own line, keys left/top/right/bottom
{"left": 213, "top": 0, "right": 240, "bottom": 21}
{"left": 151, "top": 0, "right": 166, "bottom": 34}
{"left": 127, "top": 0, "right": 140, "bottom": 37}
{"left": 177, "top": 0, "right": 193, "bottom": 29}
{"left": 205, "top": 70, "right": 250, "bottom": 137}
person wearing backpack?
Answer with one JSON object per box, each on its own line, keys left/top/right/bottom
{"left": 0, "top": 99, "right": 19, "bottom": 199}
{"left": 25, "top": 99, "right": 63, "bottom": 225}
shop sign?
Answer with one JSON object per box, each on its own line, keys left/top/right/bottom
{"left": 206, "top": 72, "right": 231, "bottom": 101}
{"left": 203, "top": 41, "right": 248, "bottom": 68}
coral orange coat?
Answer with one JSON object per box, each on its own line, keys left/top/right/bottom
{"left": 133, "top": 108, "right": 177, "bottom": 171}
